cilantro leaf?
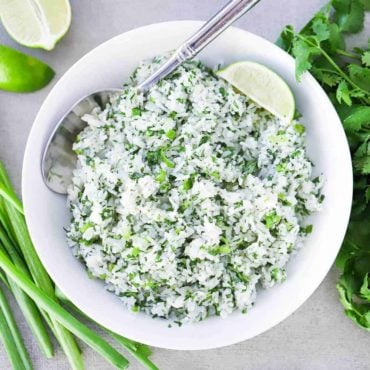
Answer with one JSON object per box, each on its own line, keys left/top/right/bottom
{"left": 292, "top": 39, "right": 320, "bottom": 80}
{"left": 313, "top": 68, "right": 341, "bottom": 87}
{"left": 357, "top": 158, "right": 370, "bottom": 175}
{"left": 343, "top": 106, "right": 370, "bottom": 133}
{"left": 336, "top": 80, "right": 352, "bottom": 106}
{"left": 321, "top": 73, "right": 341, "bottom": 87}
{"left": 276, "top": 25, "right": 294, "bottom": 51}
{"left": 348, "top": 64, "right": 370, "bottom": 92}
{"left": 332, "top": 0, "right": 350, "bottom": 14}
{"left": 327, "top": 23, "right": 345, "bottom": 51}
{"left": 360, "top": 274, "right": 370, "bottom": 301}
{"left": 335, "top": 239, "right": 356, "bottom": 270}
{"left": 354, "top": 143, "right": 370, "bottom": 174}
{"left": 333, "top": 0, "right": 365, "bottom": 33}
{"left": 312, "top": 18, "right": 330, "bottom": 42}
{"left": 360, "top": 0, "right": 370, "bottom": 10}
{"left": 362, "top": 51, "right": 370, "bottom": 67}
{"left": 350, "top": 89, "right": 367, "bottom": 99}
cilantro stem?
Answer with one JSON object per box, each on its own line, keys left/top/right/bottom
{"left": 320, "top": 47, "right": 370, "bottom": 105}
{"left": 316, "top": 68, "right": 341, "bottom": 76}
{"left": 319, "top": 48, "right": 359, "bottom": 88}
{"left": 335, "top": 49, "right": 361, "bottom": 60}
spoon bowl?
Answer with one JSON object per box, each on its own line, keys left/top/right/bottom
{"left": 41, "top": 89, "right": 120, "bottom": 193}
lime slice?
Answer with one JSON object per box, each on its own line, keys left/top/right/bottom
{"left": 217, "top": 61, "right": 295, "bottom": 122}
{"left": 0, "top": 45, "right": 54, "bottom": 92}
{"left": 0, "top": 0, "right": 71, "bottom": 50}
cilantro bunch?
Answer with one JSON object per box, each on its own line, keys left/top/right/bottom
{"left": 278, "top": 0, "right": 370, "bottom": 330}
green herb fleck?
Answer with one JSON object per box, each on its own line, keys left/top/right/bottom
{"left": 166, "top": 129, "right": 176, "bottom": 140}
{"left": 263, "top": 211, "right": 282, "bottom": 229}
{"left": 131, "top": 107, "right": 142, "bottom": 116}
{"left": 294, "top": 123, "right": 305, "bottom": 135}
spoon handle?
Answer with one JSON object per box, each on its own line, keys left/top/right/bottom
{"left": 137, "top": 0, "right": 261, "bottom": 91}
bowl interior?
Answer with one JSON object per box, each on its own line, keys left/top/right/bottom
{"left": 22, "top": 21, "right": 352, "bottom": 350}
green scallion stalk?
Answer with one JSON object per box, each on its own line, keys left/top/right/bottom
{"left": 0, "top": 215, "right": 54, "bottom": 358}
{"left": 54, "top": 286, "right": 157, "bottom": 370}
{"left": 0, "top": 199, "right": 19, "bottom": 251}
{"left": 0, "top": 249, "right": 129, "bottom": 369}
{"left": 0, "top": 296, "right": 26, "bottom": 370}
{"left": 110, "top": 332, "right": 159, "bottom": 370}
{"left": 0, "top": 284, "right": 32, "bottom": 370}
{"left": 53, "top": 323, "right": 84, "bottom": 370}
{"left": 0, "top": 269, "right": 7, "bottom": 285}
{"left": 0, "top": 185, "right": 23, "bottom": 214}
{"left": 0, "top": 162, "right": 83, "bottom": 369}
{"left": 8, "top": 279, "right": 54, "bottom": 358}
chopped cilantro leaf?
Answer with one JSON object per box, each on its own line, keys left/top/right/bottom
{"left": 132, "top": 107, "right": 142, "bottom": 116}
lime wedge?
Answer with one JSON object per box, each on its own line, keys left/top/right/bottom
{"left": 217, "top": 61, "right": 295, "bottom": 122}
{"left": 0, "top": 0, "right": 71, "bottom": 50}
{"left": 0, "top": 45, "right": 54, "bottom": 92}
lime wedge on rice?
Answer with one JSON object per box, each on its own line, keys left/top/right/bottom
{"left": 217, "top": 61, "right": 295, "bottom": 122}
{"left": 0, "top": 0, "right": 71, "bottom": 50}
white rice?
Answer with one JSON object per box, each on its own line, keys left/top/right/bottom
{"left": 66, "top": 56, "right": 323, "bottom": 324}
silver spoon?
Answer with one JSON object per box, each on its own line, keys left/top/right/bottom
{"left": 42, "top": 0, "right": 261, "bottom": 194}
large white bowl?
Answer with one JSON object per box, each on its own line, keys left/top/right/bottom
{"left": 22, "top": 21, "right": 352, "bottom": 350}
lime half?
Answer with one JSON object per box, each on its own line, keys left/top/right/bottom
{"left": 0, "top": 45, "right": 54, "bottom": 92}
{"left": 0, "top": 0, "right": 71, "bottom": 50}
{"left": 217, "top": 61, "right": 295, "bottom": 122}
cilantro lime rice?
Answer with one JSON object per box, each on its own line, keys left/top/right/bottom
{"left": 66, "top": 56, "right": 323, "bottom": 324}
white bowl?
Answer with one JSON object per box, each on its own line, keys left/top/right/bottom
{"left": 22, "top": 21, "right": 352, "bottom": 350}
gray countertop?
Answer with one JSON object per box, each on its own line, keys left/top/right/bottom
{"left": 1, "top": 1, "right": 370, "bottom": 369}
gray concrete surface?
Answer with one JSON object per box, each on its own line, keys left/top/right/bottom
{"left": 0, "top": 0, "right": 370, "bottom": 369}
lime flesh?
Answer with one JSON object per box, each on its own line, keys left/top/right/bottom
{"left": 0, "top": 45, "right": 54, "bottom": 92}
{"left": 217, "top": 61, "right": 295, "bottom": 122}
{"left": 0, "top": 0, "right": 71, "bottom": 50}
